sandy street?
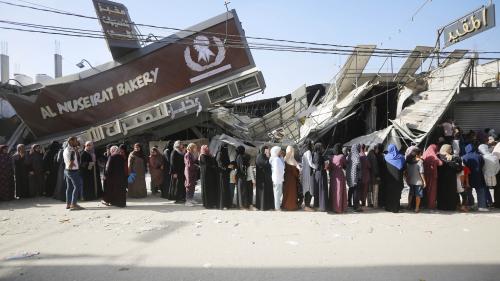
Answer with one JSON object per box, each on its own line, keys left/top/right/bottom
{"left": 1, "top": 187, "right": 500, "bottom": 281}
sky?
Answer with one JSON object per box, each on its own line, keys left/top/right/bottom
{"left": 0, "top": 0, "right": 498, "bottom": 100}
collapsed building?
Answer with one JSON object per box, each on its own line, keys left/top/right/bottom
{"left": 1, "top": 5, "right": 500, "bottom": 156}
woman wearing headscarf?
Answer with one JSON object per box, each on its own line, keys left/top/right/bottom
{"left": 148, "top": 147, "right": 164, "bottom": 195}
{"left": 281, "top": 146, "right": 300, "bottom": 211}
{"left": 359, "top": 144, "right": 371, "bottom": 207}
{"left": 383, "top": 144, "right": 406, "bottom": 213}
{"left": 13, "top": 144, "right": 30, "bottom": 198}
{"left": 437, "top": 144, "right": 462, "bottom": 211}
{"left": 255, "top": 145, "right": 274, "bottom": 211}
{"left": 128, "top": 143, "right": 147, "bottom": 198}
{"left": 269, "top": 146, "right": 284, "bottom": 211}
{"left": 199, "top": 145, "right": 218, "bottom": 209}
{"left": 53, "top": 142, "right": 67, "bottom": 201}
{"left": 43, "top": 141, "right": 60, "bottom": 197}
{"left": 170, "top": 141, "right": 186, "bottom": 203}
{"left": 0, "top": 145, "right": 15, "bottom": 201}
{"left": 329, "top": 143, "right": 348, "bottom": 213}
{"left": 313, "top": 142, "right": 329, "bottom": 212}
{"left": 422, "top": 144, "right": 443, "bottom": 209}
{"left": 367, "top": 144, "right": 380, "bottom": 208}
{"left": 236, "top": 145, "right": 254, "bottom": 209}
{"left": 27, "top": 144, "right": 44, "bottom": 197}
{"left": 184, "top": 143, "right": 199, "bottom": 206}
{"left": 103, "top": 146, "right": 127, "bottom": 207}
{"left": 376, "top": 143, "right": 387, "bottom": 208}
{"left": 301, "top": 140, "right": 316, "bottom": 211}
{"left": 216, "top": 143, "right": 232, "bottom": 209}
{"left": 161, "top": 140, "right": 174, "bottom": 199}
{"left": 492, "top": 143, "right": 500, "bottom": 208}
{"left": 462, "top": 144, "right": 485, "bottom": 210}
{"left": 347, "top": 143, "right": 362, "bottom": 212}
{"left": 80, "top": 141, "right": 103, "bottom": 200}
{"left": 478, "top": 144, "right": 500, "bottom": 210}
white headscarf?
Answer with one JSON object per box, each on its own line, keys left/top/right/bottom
{"left": 110, "top": 145, "right": 120, "bottom": 155}
{"left": 284, "top": 146, "right": 298, "bottom": 166}
{"left": 269, "top": 146, "right": 281, "bottom": 161}
{"left": 478, "top": 144, "right": 500, "bottom": 177}
{"left": 493, "top": 142, "right": 500, "bottom": 159}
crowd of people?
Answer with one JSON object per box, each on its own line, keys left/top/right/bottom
{"left": 0, "top": 123, "right": 499, "bottom": 214}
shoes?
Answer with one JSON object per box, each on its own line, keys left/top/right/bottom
{"left": 478, "top": 208, "right": 490, "bottom": 212}
{"left": 69, "top": 204, "right": 85, "bottom": 211}
{"left": 304, "top": 207, "right": 315, "bottom": 212}
{"left": 185, "top": 200, "right": 195, "bottom": 207}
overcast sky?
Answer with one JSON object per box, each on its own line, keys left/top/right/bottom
{"left": 0, "top": 0, "right": 498, "bottom": 100}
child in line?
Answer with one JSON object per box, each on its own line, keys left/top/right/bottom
{"left": 406, "top": 148, "right": 426, "bottom": 213}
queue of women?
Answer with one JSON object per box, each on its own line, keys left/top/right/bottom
{"left": 1, "top": 126, "right": 500, "bottom": 214}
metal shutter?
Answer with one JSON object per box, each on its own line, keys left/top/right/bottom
{"left": 453, "top": 102, "right": 500, "bottom": 133}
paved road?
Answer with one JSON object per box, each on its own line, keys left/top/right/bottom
{"left": 1, "top": 193, "right": 500, "bottom": 281}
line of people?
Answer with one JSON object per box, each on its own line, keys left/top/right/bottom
{"left": 1, "top": 125, "right": 499, "bottom": 214}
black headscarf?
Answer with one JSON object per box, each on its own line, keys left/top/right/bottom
{"left": 314, "top": 142, "right": 324, "bottom": 154}
{"left": 164, "top": 140, "right": 174, "bottom": 152}
{"left": 312, "top": 142, "right": 324, "bottom": 168}
{"left": 332, "top": 143, "right": 343, "bottom": 155}
{"left": 119, "top": 144, "right": 127, "bottom": 153}
{"left": 256, "top": 145, "right": 269, "bottom": 168}
{"left": 236, "top": 145, "right": 245, "bottom": 155}
{"left": 216, "top": 143, "right": 230, "bottom": 169}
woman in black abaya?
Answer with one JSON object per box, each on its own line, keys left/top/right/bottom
{"left": 383, "top": 144, "right": 406, "bottom": 213}
{"left": 255, "top": 145, "right": 275, "bottom": 210}
{"left": 200, "top": 145, "right": 218, "bottom": 208}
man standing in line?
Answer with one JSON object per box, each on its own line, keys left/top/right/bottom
{"left": 64, "top": 136, "right": 84, "bottom": 211}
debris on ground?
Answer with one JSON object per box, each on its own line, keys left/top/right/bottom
{"left": 5, "top": 251, "right": 40, "bottom": 260}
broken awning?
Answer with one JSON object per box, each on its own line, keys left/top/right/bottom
{"left": 299, "top": 81, "right": 373, "bottom": 141}
{"left": 344, "top": 125, "right": 393, "bottom": 147}
{"left": 391, "top": 59, "right": 471, "bottom": 144}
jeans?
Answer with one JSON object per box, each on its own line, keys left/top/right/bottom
{"left": 273, "top": 183, "right": 283, "bottom": 210}
{"left": 65, "top": 170, "right": 82, "bottom": 205}
{"left": 485, "top": 188, "right": 493, "bottom": 206}
{"left": 475, "top": 186, "right": 487, "bottom": 209}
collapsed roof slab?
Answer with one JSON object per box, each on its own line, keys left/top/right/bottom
{"left": 344, "top": 125, "right": 393, "bottom": 147}
{"left": 299, "top": 81, "right": 373, "bottom": 142}
{"left": 246, "top": 84, "right": 308, "bottom": 141}
{"left": 440, "top": 49, "right": 468, "bottom": 68}
{"left": 333, "top": 45, "right": 376, "bottom": 100}
{"left": 393, "top": 46, "right": 434, "bottom": 83}
{"left": 391, "top": 59, "right": 472, "bottom": 144}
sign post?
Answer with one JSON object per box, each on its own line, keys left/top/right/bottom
{"left": 439, "top": 4, "right": 496, "bottom": 49}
